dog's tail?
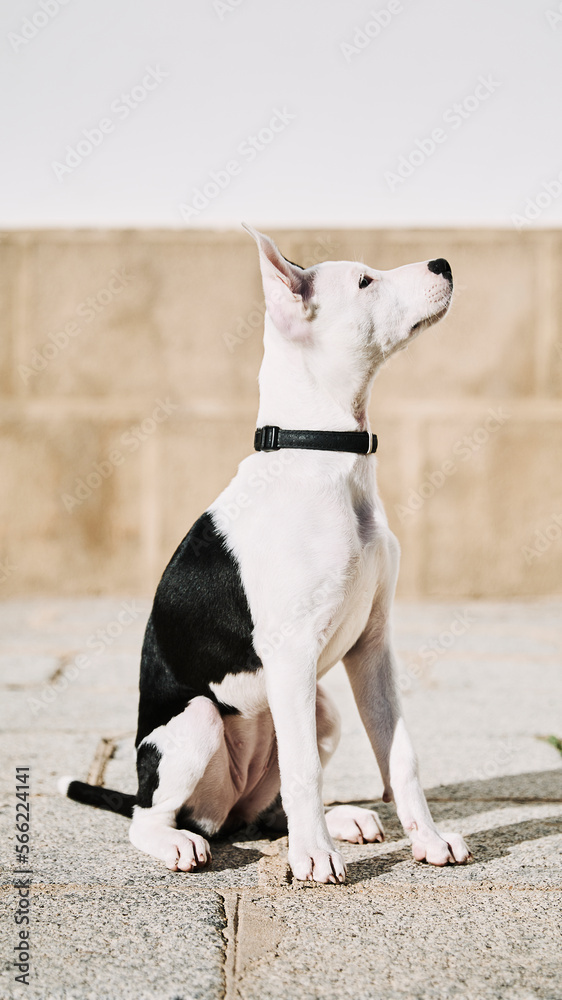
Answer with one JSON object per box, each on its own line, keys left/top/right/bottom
{"left": 57, "top": 776, "right": 136, "bottom": 818}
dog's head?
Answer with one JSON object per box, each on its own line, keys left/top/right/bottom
{"left": 244, "top": 225, "right": 453, "bottom": 372}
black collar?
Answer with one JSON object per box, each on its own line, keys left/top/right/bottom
{"left": 254, "top": 425, "right": 377, "bottom": 455}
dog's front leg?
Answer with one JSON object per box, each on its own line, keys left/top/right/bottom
{"left": 262, "top": 652, "right": 346, "bottom": 883}
{"left": 344, "top": 632, "right": 471, "bottom": 865}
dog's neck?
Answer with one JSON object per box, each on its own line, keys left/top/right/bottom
{"left": 257, "top": 316, "right": 376, "bottom": 434}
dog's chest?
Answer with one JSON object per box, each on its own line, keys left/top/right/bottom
{"left": 211, "top": 454, "right": 389, "bottom": 692}
{"left": 316, "top": 504, "right": 383, "bottom": 675}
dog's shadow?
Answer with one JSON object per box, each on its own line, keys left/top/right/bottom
{"left": 206, "top": 769, "right": 562, "bottom": 884}
{"left": 204, "top": 842, "right": 264, "bottom": 874}
{"left": 345, "top": 815, "right": 562, "bottom": 885}
{"left": 343, "top": 768, "right": 562, "bottom": 885}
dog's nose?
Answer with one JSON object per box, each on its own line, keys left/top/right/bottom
{"left": 427, "top": 258, "right": 452, "bottom": 283}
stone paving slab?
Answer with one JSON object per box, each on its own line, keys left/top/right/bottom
{"left": 0, "top": 685, "right": 139, "bottom": 735}
{"left": 0, "top": 733, "right": 102, "bottom": 799}
{"left": 1, "top": 796, "right": 265, "bottom": 892}
{"left": 321, "top": 658, "right": 561, "bottom": 801}
{"left": 0, "top": 598, "right": 561, "bottom": 1000}
{"left": 232, "top": 887, "right": 561, "bottom": 1000}
{"left": 3, "top": 789, "right": 560, "bottom": 897}
{"left": 0, "top": 654, "right": 60, "bottom": 689}
{"left": 0, "top": 599, "right": 150, "bottom": 642}
{"left": 0, "top": 887, "right": 226, "bottom": 1000}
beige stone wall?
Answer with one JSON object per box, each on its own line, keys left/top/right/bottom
{"left": 1, "top": 228, "right": 560, "bottom": 598}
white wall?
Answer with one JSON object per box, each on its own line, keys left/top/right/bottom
{"left": 2, "top": 0, "right": 562, "bottom": 228}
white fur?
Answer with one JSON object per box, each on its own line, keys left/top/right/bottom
{"left": 209, "top": 671, "right": 268, "bottom": 717}
{"left": 57, "top": 776, "right": 74, "bottom": 796}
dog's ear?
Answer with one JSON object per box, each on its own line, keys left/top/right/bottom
{"left": 242, "top": 224, "right": 315, "bottom": 340}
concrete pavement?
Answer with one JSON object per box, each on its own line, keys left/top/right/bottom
{"left": 0, "top": 598, "right": 561, "bottom": 1000}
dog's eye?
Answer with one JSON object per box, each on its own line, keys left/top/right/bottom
{"left": 358, "top": 274, "right": 373, "bottom": 289}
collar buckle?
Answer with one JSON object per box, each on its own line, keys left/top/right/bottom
{"left": 254, "top": 425, "right": 280, "bottom": 452}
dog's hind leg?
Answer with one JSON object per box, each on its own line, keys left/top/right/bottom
{"left": 129, "top": 696, "right": 234, "bottom": 871}
{"left": 317, "top": 682, "right": 386, "bottom": 845}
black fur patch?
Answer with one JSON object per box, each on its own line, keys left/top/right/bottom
{"left": 135, "top": 511, "right": 261, "bottom": 747}
{"left": 65, "top": 780, "right": 135, "bottom": 818}
{"left": 256, "top": 792, "right": 288, "bottom": 835}
{"left": 176, "top": 804, "right": 215, "bottom": 838}
{"left": 136, "top": 742, "right": 162, "bottom": 808}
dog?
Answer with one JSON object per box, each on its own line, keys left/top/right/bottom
{"left": 60, "top": 226, "right": 470, "bottom": 883}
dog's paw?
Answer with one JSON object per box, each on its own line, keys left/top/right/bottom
{"left": 325, "top": 805, "right": 385, "bottom": 844}
{"left": 131, "top": 826, "right": 212, "bottom": 872}
{"left": 164, "top": 830, "right": 212, "bottom": 872}
{"left": 410, "top": 827, "right": 471, "bottom": 866}
{"left": 288, "top": 845, "right": 347, "bottom": 884}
